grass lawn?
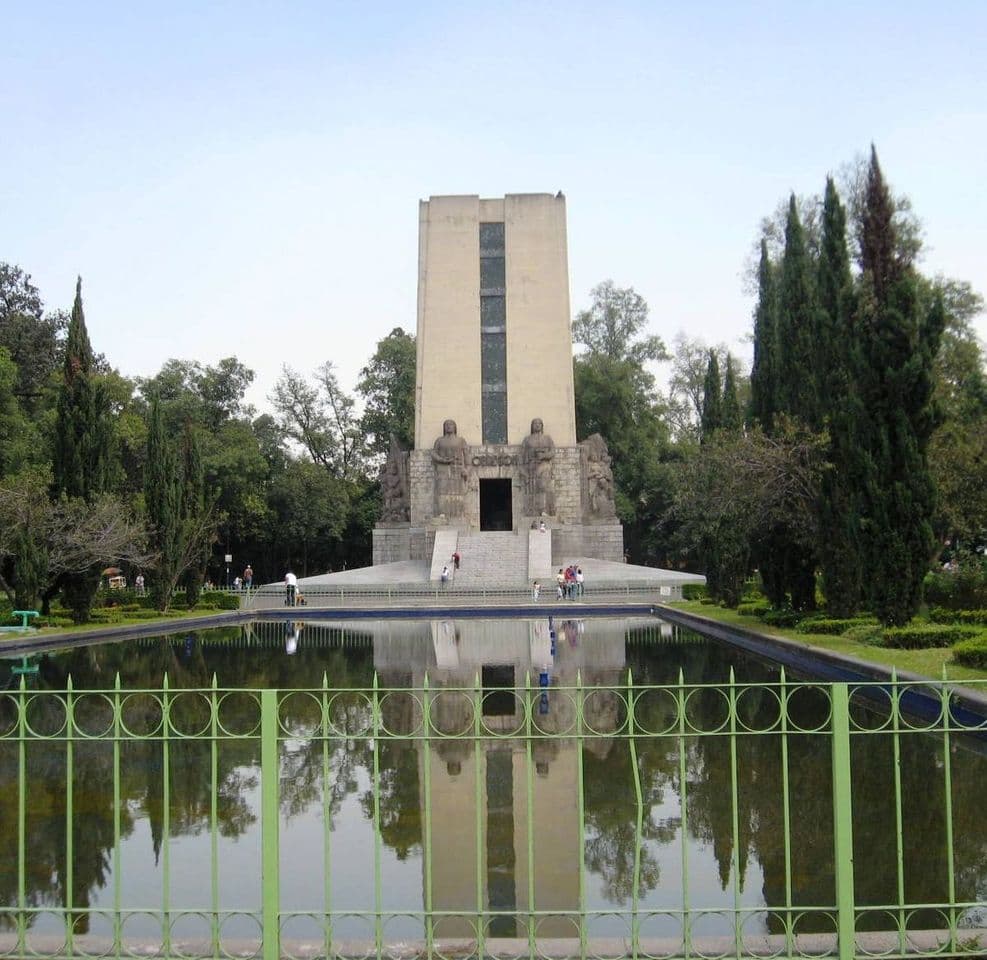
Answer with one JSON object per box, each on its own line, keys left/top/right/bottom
{"left": 670, "top": 600, "right": 987, "bottom": 684}
{"left": 1, "top": 605, "right": 238, "bottom": 642}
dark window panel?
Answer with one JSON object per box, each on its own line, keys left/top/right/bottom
{"left": 481, "top": 295, "right": 506, "bottom": 330}
{"left": 479, "top": 222, "right": 505, "bottom": 255}
{"left": 482, "top": 391, "right": 507, "bottom": 444}
{"left": 481, "top": 331, "right": 507, "bottom": 385}
{"left": 480, "top": 256, "right": 505, "bottom": 292}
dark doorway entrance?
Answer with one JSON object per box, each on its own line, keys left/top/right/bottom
{"left": 480, "top": 478, "right": 513, "bottom": 531}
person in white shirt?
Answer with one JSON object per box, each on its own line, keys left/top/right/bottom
{"left": 284, "top": 570, "right": 298, "bottom": 606}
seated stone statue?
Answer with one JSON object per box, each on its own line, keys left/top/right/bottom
{"left": 580, "top": 433, "right": 617, "bottom": 520}
{"left": 521, "top": 417, "right": 555, "bottom": 515}
{"left": 431, "top": 419, "right": 469, "bottom": 518}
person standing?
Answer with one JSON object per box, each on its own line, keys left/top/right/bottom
{"left": 284, "top": 570, "right": 298, "bottom": 606}
{"left": 452, "top": 551, "right": 461, "bottom": 570}
{"left": 532, "top": 580, "right": 541, "bottom": 600}
{"left": 243, "top": 565, "right": 254, "bottom": 590}
{"left": 440, "top": 564, "right": 450, "bottom": 586}
{"left": 576, "top": 567, "right": 584, "bottom": 598}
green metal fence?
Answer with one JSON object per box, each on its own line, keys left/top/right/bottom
{"left": 1, "top": 671, "right": 985, "bottom": 960}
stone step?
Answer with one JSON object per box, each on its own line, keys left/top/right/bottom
{"left": 452, "top": 531, "right": 530, "bottom": 585}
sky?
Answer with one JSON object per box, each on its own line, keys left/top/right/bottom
{"left": 4, "top": 1, "right": 986, "bottom": 413}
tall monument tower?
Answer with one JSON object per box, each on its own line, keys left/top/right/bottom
{"left": 374, "top": 193, "right": 623, "bottom": 570}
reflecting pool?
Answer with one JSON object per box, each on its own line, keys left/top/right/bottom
{"left": 1, "top": 615, "right": 986, "bottom": 955}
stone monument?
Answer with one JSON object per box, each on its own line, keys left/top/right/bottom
{"left": 372, "top": 193, "right": 624, "bottom": 565}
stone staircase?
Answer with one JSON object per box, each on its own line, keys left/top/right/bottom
{"left": 451, "top": 531, "right": 532, "bottom": 586}
{"left": 429, "top": 528, "right": 459, "bottom": 582}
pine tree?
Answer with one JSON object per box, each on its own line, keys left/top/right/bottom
{"left": 749, "top": 241, "right": 778, "bottom": 430}
{"left": 700, "top": 351, "right": 723, "bottom": 442}
{"left": 816, "top": 178, "right": 865, "bottom": 615}
{"left": 856, "top": 149, "right": 944, "bottom": 624}
{"left": 721, "top": 355, "right": 742, "bottom": 433}
{"left": 52, "top": 277, "right": 113, "bottom": 622}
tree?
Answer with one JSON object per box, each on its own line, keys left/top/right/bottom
{"left": 855, "top": 148, "right": 945, "bottom": 624}
{"left": 776, "top": 196, "right": 818, "bottom": 426}
{"left": 927, "top": 278, "right": 987, "bottom": 551}
{"left": 52, "top": 278, "right": 114, "bottom": 622}
{"left": 700, "top": 351, "right": 722, "bottom": 442}
{"left": 0, "top": 262, "right": 66, "bottom": 406}
{"left": 144, "top": 399, "right": 215, "bottom": 611}
{"left": 721, "top": 356, "right": 742, "bottom": 433}
{"left": 0, "top": 348, "right": 35, "bottom": 477}
{"left": 572, "top": 282, "right": 672, "bottom": 562}
{"left": 573, "top": 280, "right": 667, "bottom": 365}
{"left": 356, "top": 328, "right": 416, "bottom": 458}
{"left": 669, "top": 426, "right": 825, "bottom": 606}
{"left": 815, "top": 177, "right": 865, "bottom": 616}
{"left": 0, "top": 469, "right": 149, "bottom": 610}
{"left": 748, "top": 241, "right": 778, "bottom": 431}
{"left": 271, "top": 362, "right": 364, "bottom": 480}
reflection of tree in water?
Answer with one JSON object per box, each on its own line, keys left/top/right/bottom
{"left": 1, "top": 626, "right": 380, "bottom": 928}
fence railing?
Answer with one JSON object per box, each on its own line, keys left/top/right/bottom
{"left": 1, "top": 673, "right": 986, "bottom": 959}
{"left": 244, "top": 580, "right": 687, "bottom": 610}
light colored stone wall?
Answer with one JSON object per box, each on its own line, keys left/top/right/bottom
{"left": 504, "top": 194, "right": 576, "bottom": 446}
{"left": 415, "top": 195, "right": 483, "bottom": 449}
{"left": 414, "top": 193, "right": 575, "bottom": 450}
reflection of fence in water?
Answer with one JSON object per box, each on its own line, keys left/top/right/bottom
{"left": 1, "top": 676, "right": 986, "bottom": 959}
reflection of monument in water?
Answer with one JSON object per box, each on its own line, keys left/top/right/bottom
{"left": 371, "top": 617, "right": 630, "bottom": 937}
{"left": 374, "top": 194, "right": 624, "bottom": 577}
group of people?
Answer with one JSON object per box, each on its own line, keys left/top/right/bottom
{"left": 531, "top": 565, "right": 585, "bottom": 600}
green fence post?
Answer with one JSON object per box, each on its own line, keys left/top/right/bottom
{"left": 321, "top": 671, "right": 334, "bottom": 960}
{"left": 261, "top": 689, "right": 281, "bottom": 960}
{"left": 627, "top": 668, "right": 643, "bottom": 960}
{"left": 831, "top": 683, "right": 855, "bottom": 960}
{"left": 17, "top": 676, "right": 26, "bottom": 957}
{"left": 576, "top": 669, "right": 587, "bottom": 960}
{"left": 66, "top": 675, "right": 75, "bottom": 954}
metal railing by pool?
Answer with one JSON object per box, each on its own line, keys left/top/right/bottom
{"left": 244, "top": 580, "right": 686, "bottom": 609}
{"left": 1, "top": 672, "right": 986, "bottom": 960}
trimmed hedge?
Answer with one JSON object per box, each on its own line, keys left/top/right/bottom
{"left": 953, "top": 635, "right": 987, "bottom": 669}
{"left": 928, "top": 607, "right": 987, "bottom": 626}
{"left": 761, "top": 608, "right": 803, "bottom": 628}
{"left": 682, "top": 583, "right": 708, "bottom": 601}
{"left": 795, "top": 617, "right": 879, "bottom": 635}
{"left": 843, "top": 624, "right": 883, "bottom": 645}
{"left": 202, "top": 591, "right": 241, "bottom": 610}
{"left": 882, "top": 625, "right": 982, "bottom": 649}
{"left": 737, "top": 600, "right": 770, "bottom": 617}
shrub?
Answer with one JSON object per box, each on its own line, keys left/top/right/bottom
{"left": 843, "top": 624, "right": 884, "bottom": 646}
{"left": 761, "top": 608, "right": 803, "bottom": 628}
{"left": 953, "top": 635, "right": 987, "bottom": 669}
{"left": 202, "top": 590, "right": 241, "bottom": 610}
{"left": 129, "top": 608, "right": 170, "bottom": 620}
{"left": 682, "top": 583, "right": 708, "bottom": 601}
{"left": 796, "top": 617, "right": 879, "bottom": 635}
{"left": 882, "top": 625, "right": 982, "bottom": 649}
{"left": 923, "top": 560, "right": 987, "bottom": 610}
{"left": 928, "top": 607, "right": 987, "bottom": 626}
{"left": 737, "top": 600, "right": 770, "bottom": 617}
{"left": 699, "top": 597, "right": 718, "bottom": 605}
{"left": 98, "top": 588, "right": 139, "bottom": 608}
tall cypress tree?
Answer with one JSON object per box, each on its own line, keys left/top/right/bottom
{"left": 776, "top": 197, "right": 818, "bottom": 426}
{"left": 721, "top": 355, "right": 742, "bottom": 434}
{"left": 52, "top": 277, "right": 113, "bottom": 621}
{"left": 700, "top": 351, "right": 723, "bottom": 442}
{"left": 856, "top": 149, "right": 944, "bottom": 624}
{"left": 178, "top": 419, "right": 209, "bottom": 607}
{"left": 145, "top": 397, "right": 182, "bottom": 611}
{"left": 749, "top": 241, "right": 778, "bottom": 431}
{"left": 816, "top": 178, "right": 865, "bottom": 615}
